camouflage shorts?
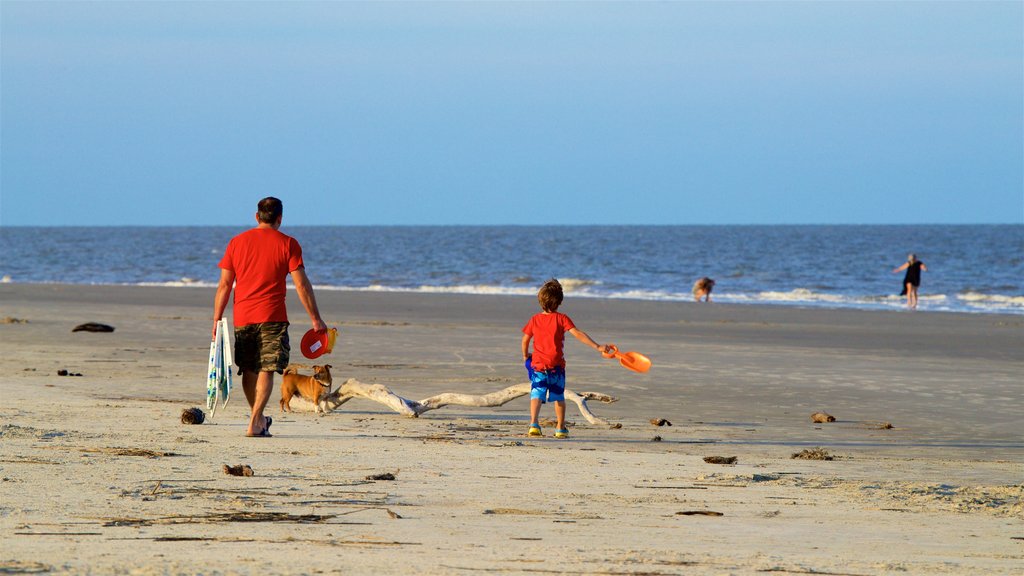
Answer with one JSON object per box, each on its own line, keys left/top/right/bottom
{"left": 233, "top": 322, "right": 290, "bottom": 374}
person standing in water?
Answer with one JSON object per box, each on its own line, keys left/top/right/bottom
{"left": 893, "top": 253, "right": 927, "bottom": 309}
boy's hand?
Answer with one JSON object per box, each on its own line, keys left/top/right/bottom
{"left": 598, "top": 344, "right": 611, "bottom": 355}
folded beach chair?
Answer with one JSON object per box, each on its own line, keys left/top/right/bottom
{"left": 206, "top": 318, "right": 233, "bottom": 416}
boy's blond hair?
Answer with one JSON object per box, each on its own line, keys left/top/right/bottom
{"left": 538, "top": 279, "right": 563, "bottom": 312}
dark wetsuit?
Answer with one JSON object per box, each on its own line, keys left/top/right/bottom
{"left": 900, "top": 261, "right": 924, "bottom": 295}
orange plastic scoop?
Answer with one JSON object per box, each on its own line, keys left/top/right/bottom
{"left": 602, "top": 344, "right": 652, "bottom": 373}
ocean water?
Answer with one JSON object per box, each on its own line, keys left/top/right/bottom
{"left": 2, "top": 225, "right": 1022, "bottom": 315}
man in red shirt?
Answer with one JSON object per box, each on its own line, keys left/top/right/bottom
{"left": 213, "top": 197, "right": 327, "bottom": 437}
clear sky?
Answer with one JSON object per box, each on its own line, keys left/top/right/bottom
{"left": 1, "top": 1, "right": 1021, "bottom": 226}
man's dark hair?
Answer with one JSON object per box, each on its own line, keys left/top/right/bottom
{"left": 257, "top": 197, "right": 283, "bottom": 224}
{"left": 538, "top": 279, "right": 563, "bottom": 312}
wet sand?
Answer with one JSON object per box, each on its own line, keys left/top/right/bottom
{"left": 1, "top": 283, "right": 1021, "bottom": 574}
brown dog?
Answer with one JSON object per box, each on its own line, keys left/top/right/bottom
{"left": 280, "top": 365, "right": 333, "bottom": 413}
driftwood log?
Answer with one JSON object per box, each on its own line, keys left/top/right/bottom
{"left": 284, "top": 378, "right": 618, "bottom": 427}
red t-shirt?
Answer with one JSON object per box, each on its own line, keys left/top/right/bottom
{"left": 218, "top": 227, "right": 304, "bottom": 327}
{"left": 522, "top": 312, "right": 576, "bottom": 371}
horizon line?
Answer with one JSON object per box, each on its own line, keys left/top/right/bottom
{"left": 2, "top": 222, "right": 1023, "bottom": 228}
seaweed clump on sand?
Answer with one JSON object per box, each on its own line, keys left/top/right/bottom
{"left": 223, "top": 464, "right": 254, "bottom": 477}
{"left": 181, "top": 408, "right": 205, "bottom": 425}
{"left": 791, "top": 448, "right": 834, "bottom": 461}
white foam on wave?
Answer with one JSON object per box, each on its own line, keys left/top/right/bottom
{"left": 137, "top": 280, "right": 217, "bottom": 288}
{"left": 754, "top": 288, "right": 851, "bottom": 304}
{"left": 599, "top": 289, "right": 689, "bottom": 301}
{"left": 318, "top": 278, "right": 605, "bottom": 297}
{"left": 320, "top": 284, "right": 539, "bottom": 297}
{"left": 559, "top": 278, "right": 602, "bottom": 292}
{"left": 711, "top": 289, "right": 960, "bottom": 312}
{"left": 114, "top": 280, "right": 1023, "bottom": 315}
{"left": 956, "top": 292, "right": 1024, "bottom": 308}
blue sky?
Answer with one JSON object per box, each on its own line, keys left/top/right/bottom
{"left": 2, "top": 1, "right": 1021, "bottom": 226}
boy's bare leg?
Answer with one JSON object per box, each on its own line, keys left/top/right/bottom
{"left": 530, "top": 398, "right": 542, "bottom": 426}
{"left": 554, "top": 400, "right": 566, "bottom": 429}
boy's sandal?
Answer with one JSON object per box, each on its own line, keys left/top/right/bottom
{"left": 527, "top": 424, "right": 543, "bottom": 437}
{"left": 554, "top": 428, "right": 569, "bottom": 439}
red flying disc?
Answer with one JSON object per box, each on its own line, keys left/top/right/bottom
{"left": 300, "top": 329, "right": 329, "bottom": 359}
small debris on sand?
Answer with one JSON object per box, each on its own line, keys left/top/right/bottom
{"left": 703, "top": 456, "right": 738, "bottom": 465}
{"left": 651, "top": 436, "right": 662, "bottom": 442}
{"left": 792, "top": 448, "right": 834, "bottom": 460}
{"left": 57, "top": 370, "right": 83, "bottom": 377}
{"left": 811, "top": 412, "right": 836, "bottom": 423}
{"left": 650, "top": 418, "right": 672, "bottom": 426}
{"left": 181, "top": 408, "right": 205, "bottom": 425}
{"left": 609, "top": 423, "right": 622, "bottom": 429}
{"left": 2, "top": 317, "right": 29, "bottom": 324}
{"left": 366, "top": 472, "right": 397, "bottom": 481}
{"left": 72, "top": 322, "right": 115, "bottom": 333}
{"left": 223, "top": 464, "right": 254, "bottom": 477}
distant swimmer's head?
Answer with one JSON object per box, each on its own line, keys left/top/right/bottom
{"left": 538, "top": 279, "right": 564, "bottom": 312}
{"left": 257, "top": 197, "right": 283, "bottom": 225}
{"left": 907, "top": 253, "right": 918, "bottom": 264}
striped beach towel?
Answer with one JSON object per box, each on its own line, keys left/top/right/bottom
{"left": 206, "top": 318, "right": 233, "bottom": 416}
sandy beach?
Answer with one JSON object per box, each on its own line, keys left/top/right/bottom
{"left": 1, "top": 283, "right": 1021, "bottom": 575}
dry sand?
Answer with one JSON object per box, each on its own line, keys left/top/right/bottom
{"left": 1, "top": 283, "right": 1021, "bottom": 575}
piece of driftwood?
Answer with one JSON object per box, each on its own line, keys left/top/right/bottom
{"left": 650, "top": 418, "right": 672, "bottom": 426}
{"left": 294, "top": 379, "right": 618, "bottom": 427}
{"left": 811, "top": 412, "right": 836, "bottom": 423}
{"left": 703, "top": 456, "right": 737, "bottom": 465}
{"left": 676, "top": 510, "right": 724, "bottom": 516}
{"left": 72, "top": 322, "right": 115, "bottom": 333}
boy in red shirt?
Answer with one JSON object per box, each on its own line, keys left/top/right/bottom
{"left": 521, "top": 279, "right": 609, "bottom": 438}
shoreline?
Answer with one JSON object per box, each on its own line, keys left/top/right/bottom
{"left": 1, "top": 282, "right": 1021, "bottom": 574}
{"left": 4, "top": 278, "right": 1021, "bottom": 316}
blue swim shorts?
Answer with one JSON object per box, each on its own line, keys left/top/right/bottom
{"left": 529, "top": 365, "right": 566, "bottom": 404}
